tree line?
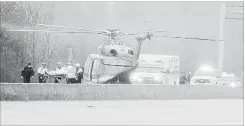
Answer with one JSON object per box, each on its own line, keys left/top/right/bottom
{"left": 0, "top": 2, "right": 59, "bottom": 82}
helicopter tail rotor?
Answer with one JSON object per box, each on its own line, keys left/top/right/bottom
{"left": 144, "top": 20, "right": 153, "bottom": 43}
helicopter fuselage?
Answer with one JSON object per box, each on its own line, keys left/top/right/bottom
{"left": 82, "top": 33, "right": 152, "bottom": 84}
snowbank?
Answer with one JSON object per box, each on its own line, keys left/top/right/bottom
{"left": 0, "top": 83, "right": 243, "bottom": 101}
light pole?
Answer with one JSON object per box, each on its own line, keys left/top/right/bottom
{"left": 218, "top": 4, "right": 226, "bottom": 72}
{"left": 218, "top": 4, "right": 243, "bottom": 72}
{"left": 68, "top": 47, "right": 72, "bottom": 63}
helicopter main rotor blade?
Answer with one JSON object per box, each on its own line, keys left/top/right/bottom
{"left": 152, "top": 35, "right": 222, "bottom": 42}
{"left": 121, "top": 30, "right": 166, "bottom": 37}
{"left": 36, "top": 24, "right": 107, "bottom": 34}
{"left": 120, "top": 32, "right": 137, "bottom": 36}
{"left": 36, "top": 24, "right": 91, "bottom": 31}
{"left": 3, "top": 29, "right": 105, "bottom": 34}
{"left": 137, "top": 30, "right": 166, "bottom": 34}
{"left": 152, "top": 30, "right": 166, "bottom": 33}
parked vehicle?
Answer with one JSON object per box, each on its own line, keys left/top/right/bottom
{"left": 129, "top": 54, "right": 180, "bottom": 85}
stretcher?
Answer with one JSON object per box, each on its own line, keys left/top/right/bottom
{"left": 52, "top": 75, "right": 67, "bottom": 83}
{"left": 47, "top": 71, "right": 67, "bottom": 83}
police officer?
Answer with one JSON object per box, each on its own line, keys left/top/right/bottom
{"left": 21, "top": 63, "right": 34, "bottom": 83}
{"left": 37, "top": 63, "right": 48, "bottom": 83}
{"left": 54, "top": 62, "right": 64, "bottom": 83}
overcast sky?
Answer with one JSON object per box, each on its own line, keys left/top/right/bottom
{"left": 37, "top": 1, "right": 243, "bottom": 75}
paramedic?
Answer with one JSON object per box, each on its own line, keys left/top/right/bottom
{"left": 37, "top": 63, "right": 48, "bottom": 83}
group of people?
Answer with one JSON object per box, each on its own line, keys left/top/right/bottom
{"left": 180, "top": 72, "right": 193, "bottom": 84}
{"left": 21, "top": 62, "right": 84, "bottom": 84}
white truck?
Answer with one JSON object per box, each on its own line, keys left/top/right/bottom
{"left": 130, "top": 54, "right": 180, "bottom": 85}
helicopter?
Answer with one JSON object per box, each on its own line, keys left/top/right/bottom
{"left": 2, "top": 22, "right": 221, "bottom": 84}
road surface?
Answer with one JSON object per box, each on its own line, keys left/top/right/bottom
{"left": 1, "top": 100, "right": 243, "bottom": 125}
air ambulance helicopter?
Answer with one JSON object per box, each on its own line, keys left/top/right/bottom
{"left": 2, "top": 22, "right": 221, "bottom": 84}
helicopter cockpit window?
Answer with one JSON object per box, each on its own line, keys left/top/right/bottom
{"left": 128, "top": 50, "right": 134, "bottom": 55}
{"left": 97, "top": 59, "right": 133, "bottom": 76}
{"left": 91, "top": 59, "right": 100, "bottom": 80}
{"left": 83, "top": 56, "right": 92, "bottom": 79}
{"left": 110, "top": 49, "right": 117, "bottom": 56}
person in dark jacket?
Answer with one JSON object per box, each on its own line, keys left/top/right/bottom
{"left": 21, "top": 63, "right": 34, "bottom": 83}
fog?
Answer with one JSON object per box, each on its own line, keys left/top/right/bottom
{"left": 42, "top": 1, "right": 243, "bottom": 75}
{"left": 2, "top": 1, "right": 244, "bottom": 77}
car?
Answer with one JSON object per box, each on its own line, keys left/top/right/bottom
{"left": 220, "top": 72, "right": 241, "bottom": 87}
{"left": 190, "top": 65, "right": 221, "bottom": 85}
{"left": 190, "top": 76, "right": 220, "bottom": 85}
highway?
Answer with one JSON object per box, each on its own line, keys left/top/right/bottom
{"left": 1, "top": 99, "right": 243, "bottom": 125}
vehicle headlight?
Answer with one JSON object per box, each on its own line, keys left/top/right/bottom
{"left": 190, "top": 79, "right": 195, "bottom": 84}
{"left": 130, "top": 73, "right": 142, "bottom": 82}
{"left": 230, "top": 82, "right": 237, "bottom": 88}
{"left": 130, "top": 73, "right": 138, "bottom": 80}
{"left": 137, "top": 77, "right": 143, "bottom": 82}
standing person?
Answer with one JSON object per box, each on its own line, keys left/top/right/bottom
{"left": 63, "top": 62, "right": 69, "bottom": 82}
{"left": 187, "top": 72, "right": 192, "bottom": 84}
{"left": 180, "top": 72, "right": 186, "bottom": 84}
{"left": 21, "top": 63, "right": 34, "bottom": 83}
{"left": 75, "top": 63, "right": 84, "bottom": 83}
{"left": 37, "top": 63, "right": 48, "bottom": 83}
{"left": 66, "top": 62, "right": 76, "bottom": 84}
{"left": 54, "top": 62, "right": 64, "bottom": 83}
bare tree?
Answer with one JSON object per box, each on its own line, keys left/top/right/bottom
{"left": 0, "top": 2, "right": 56, "bottom": 82}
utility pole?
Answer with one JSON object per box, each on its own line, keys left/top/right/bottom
{"left": 218, "top": 4, "right": 244, "bottom": 72}
{"left": 218, "top": 4, "right": 244, "bottom": 85}
{"left": 218, "top": 4, "right": 226, "bottom": 72}
{"left": 68, "top": 47, "right": 72, "bottom": 63}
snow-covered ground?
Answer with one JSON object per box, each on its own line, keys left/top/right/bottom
{"left": 1, "top": 100, "right": 243, "bottom": 125}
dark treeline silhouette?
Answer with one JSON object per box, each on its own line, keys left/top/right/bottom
{"left": 0, "top": 2, "right": 58, "bottom": 82}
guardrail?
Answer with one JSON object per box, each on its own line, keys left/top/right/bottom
{"left": 0, "top": 83, "right": 243, "bottom": 101}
